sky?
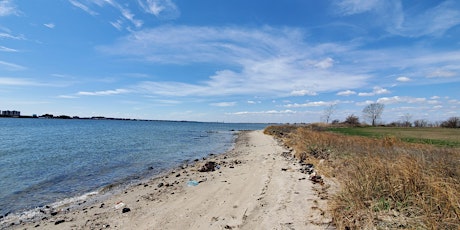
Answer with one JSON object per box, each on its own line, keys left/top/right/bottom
{"left": 0, "top": 0, "right": 459, "bottom": 123}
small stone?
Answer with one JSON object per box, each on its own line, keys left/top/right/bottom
{"left": 157, "top": 182, "right": 164, "bottom": 188}
{"left": 122, "top": 208, "right": 131, "bottom": 213}
{"left": 55, "top": 220, "right": 65, "bottom": 225}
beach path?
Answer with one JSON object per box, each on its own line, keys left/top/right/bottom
{"left": 18, "top": 130, "right": 333, "bottom": 229}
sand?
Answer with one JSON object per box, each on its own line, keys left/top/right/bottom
{"left": 7, "top": 130, "right": 335, "bottom": 229}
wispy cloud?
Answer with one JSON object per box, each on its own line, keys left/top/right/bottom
{"left": 358, "top": 86, "right": 390, "bottom": 96}
{"left": 68, "top": 0, "right": 98, "bottom": 16}
{"left": 138, "top": 0, "right": 180, "bottom": 19}
{"left": 0, "top": 77, "right": 42, "bottom": 86}
{"left": 0, "top": 45, "right": 18, "bottom": 52}
{"left": 285, "top": 100, "right": 339, "bottom": 108}
{"left": 99, "top": 26, "right": 369, "bottom": 97}
{"left": 69, "top": 0, "right": 142, "bottom": 28}
{"left": 210, "top": 102, "right": 237, "bottom": 107}
{"left": 0, "top": 60, "right": 26, "bottom": 71}
{"left": 0, "top": 0, "right": 20, "bottom": 16}
{"left": 337, "top": 90, "right": 356, "bottom": 96}
{"left": 377, "top": 96, "right": 426, "bottom": 104}
{"left": 231, "top": 110, "right": 296, "bottom": 115}
{"left": 336, "top": 0, "right": 460, "bottom": 38}
{"left": 44, "top": 23, "right": 55, "bottom": 29}
{"left": 77, "top": 88, "right": 130, "bottom": 96}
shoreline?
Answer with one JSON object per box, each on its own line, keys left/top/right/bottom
{"left": 4, "top": 130, "right": 334, "bottom": 229}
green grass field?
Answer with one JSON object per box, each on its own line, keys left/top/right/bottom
{"left": 327, "top": 126, "right": 460, "bottom": 147}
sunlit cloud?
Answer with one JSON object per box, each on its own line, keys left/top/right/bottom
{"left": 396, "top": 76, "right": 411, "bottom": 82}
{"left": 337, "top": 90, "right": 356, "bottom": 96}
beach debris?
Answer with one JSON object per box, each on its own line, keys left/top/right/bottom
{"left": 114, "top": 201, "right": 125, "bottom": 209}
{"left": 300, "top": 163, "right": 315, "bottom": 174}
{"left": 122, "top": 207, "right": 131, "bottom": 213}
{"left": 187, "top": 180, "right": 199, "bottom": 187}
{"left": 199, "top": 161, "right": 219, "bottom": 172}
{"left": 310, "top": 174, "right": 324, "bottom": 185}
{"left": 55, "top": 219, "right": 65, "bottom": 225}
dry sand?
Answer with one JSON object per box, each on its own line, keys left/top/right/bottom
{"left": 8, "top": 130, "right": 335, "bottom": 229}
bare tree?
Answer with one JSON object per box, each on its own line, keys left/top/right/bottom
{"left": 363, "top": 103, "right": 384, "bottom": 126}
{"left": 401, "top": 113, "right": 412, "bottom": 127}
{"left": 321, "top": 104, "right": 337, "bottom": 124}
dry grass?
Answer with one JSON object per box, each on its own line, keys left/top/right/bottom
{"left": 264, "top": 125, "right": 460, "bottom": 229}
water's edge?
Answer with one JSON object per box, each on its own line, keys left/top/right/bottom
{"left": 0, "top": 131, "right": 245, "bottom": 227}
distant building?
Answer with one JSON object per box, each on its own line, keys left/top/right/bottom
{"left": 1, "top": 110, "right": 21, "bottom": 117}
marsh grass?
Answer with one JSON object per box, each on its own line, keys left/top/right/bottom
{"left": 264, "top": 125, "right": 460, "bottom": 229}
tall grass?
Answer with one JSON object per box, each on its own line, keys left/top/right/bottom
{"left": 264, "top": 125, "right": 460, "bottom": 229}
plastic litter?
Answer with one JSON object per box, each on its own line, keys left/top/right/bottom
{"left": 187, "top": 180, "right": 199, "bottom": 187}
{"left": 114, "top": 201, "right": 125, "bottom": 209}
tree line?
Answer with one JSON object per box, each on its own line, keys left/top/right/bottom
{"left": 323, "top": 103, "right": 459, "bottom": 128}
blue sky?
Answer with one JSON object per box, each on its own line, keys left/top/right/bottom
{"left": 1, "top": 0, "right": 459, "bottom": 123}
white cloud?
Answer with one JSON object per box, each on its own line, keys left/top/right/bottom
{"left": 0, "top": 45, "right": 18, "bottom": 52}
{"left": 335, "top": 0, "right": 382, "bottom": 15}
{"left": 139, "top": 0, "right": 179, "bottom": 19}
{"left": 0, "top": 60, "right": 26, "bottom": 71}
{"left": 100, "top": 26, "right": 370, "bottom": 97}
{"left": 285, "top": 100, "right": 338, "bottom": 108}
{"left": 358, "top": 86, "right": 390, "bottom": 96}
{"left": 0, "top": 77, "right": 42, "bottom": 86}
{"left": 356, "top": 100, "right": 375, "bottom": 106}
{"left": 377, "top": 96, "right": 426, "bottom": 104}
{"left": 396, "top": 76, "right": 411, "bottom": 82}
{"left": 44, "top": 23, "right": 55, "bottom": 29}
{"left": 314, "top": 57, "right": 334, "bottom": 69}
{"left": 210, "top": 102, "right": 236, "bottom": 107}
{"left": 337, "top": 90, "right": 356, "bottom": 96}
{"left": 77, "top": 89, "right": 129, "bottom": 96}
{"left": 0, "top": 0, "right": 19, "bottom": 16}
{"left": 389, "top": 0, "right": 460, "bottom": 37}
{"left": 231, "top": 110, "right": 296, "bottom": 115}
{"left": 427, "top": 69, "right": 456, "bottom": 78}
{"left": 58, "top": 95, "right": 79, "bottom": 99}
{"left": 68, "top": 0, "right": 98, "bottom": 16}
{"left": 290, "top": 89, "right": 317, "bottom": 96}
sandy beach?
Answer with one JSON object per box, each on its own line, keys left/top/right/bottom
{"left": 7, "top": 130, "right": 334, "bottom": 229}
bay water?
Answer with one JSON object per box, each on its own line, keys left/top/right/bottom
{"left": 0, "top": 118, "right": 267, "bottom": 217}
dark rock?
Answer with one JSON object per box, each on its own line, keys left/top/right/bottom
{"left": 199, "top": 161, "right": 217, "bottom": 172}
{"left": 148, "top": 166, "right": 154, "bottom": 170}
{"left": 157, "top": 182, "right": 164, "bottom": 188}
{"left": 55, "top": 220, "right": 65, "bottom": 225}
{"left": 122, "top": 208, "right": 131, "bottom": 213}
{"left": 100, "top": 203, "right": 105, "bottom": 208}
{"left": 51, "top": 211, "right": 58, "bottom": 216}
{"left": 175, "top": 173, "right": 181, "bottom": 177}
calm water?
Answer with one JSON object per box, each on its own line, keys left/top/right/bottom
{"left": 0, "top": 118, "right": 267, "bottom": 216}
